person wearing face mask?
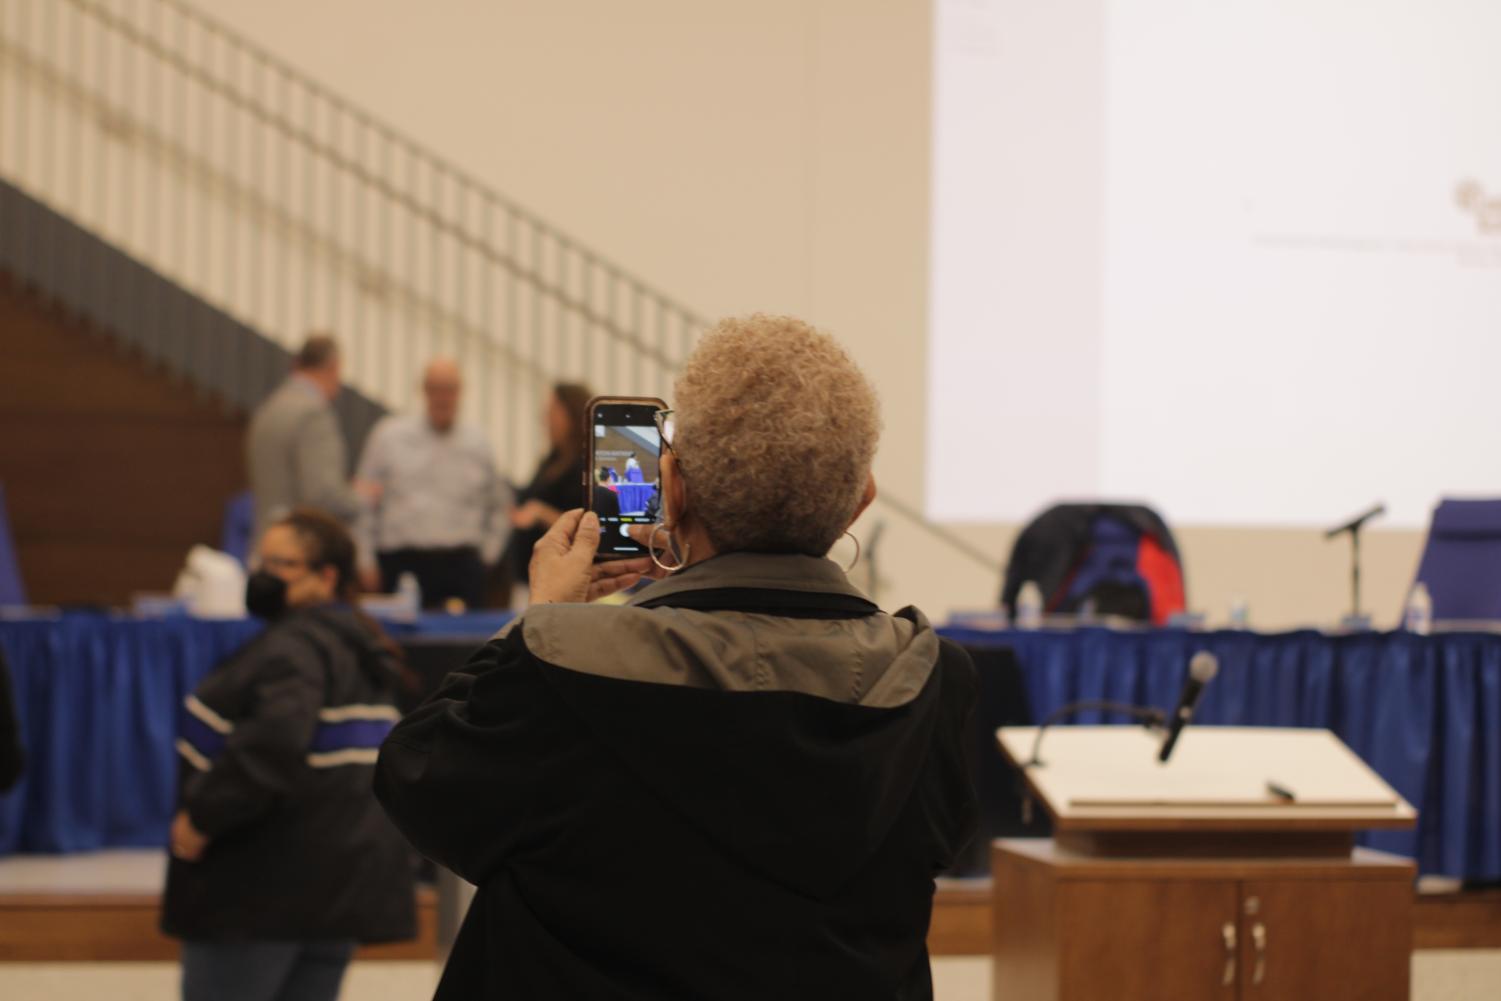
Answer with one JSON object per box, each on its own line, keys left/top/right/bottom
{"left": 161, "top": 508, "right": 416, "bottom": 1001}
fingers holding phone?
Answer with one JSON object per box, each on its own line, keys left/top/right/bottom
{"left": 587, "top": 556, "right": 657, "bottom": 601}
{"left": 530, "top": 512, "right": 664, "bottom": 604}
{"left": 529, "top": 510, "right": 601, "bottom": 604}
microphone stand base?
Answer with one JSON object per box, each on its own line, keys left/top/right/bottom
{"left": 1339, "top": 613, "right": 1374, "bottom": 633}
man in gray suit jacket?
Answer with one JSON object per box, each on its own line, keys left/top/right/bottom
{"left": 246, "top": 335, "right": 368, "bottom": 542}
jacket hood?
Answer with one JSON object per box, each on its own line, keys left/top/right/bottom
{"left": 519, "top": 553, "right": 948, "bottom": 899}
{"left": 281, "top": 605, "right": 402, "bottom": 689}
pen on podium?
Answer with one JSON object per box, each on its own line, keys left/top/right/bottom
{"left": 1266, "top": 780, "right": 1297, "bottom": 802}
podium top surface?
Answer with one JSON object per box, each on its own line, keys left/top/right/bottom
{"left": 997, "top": 726, "right": 1417, "bottom": 831}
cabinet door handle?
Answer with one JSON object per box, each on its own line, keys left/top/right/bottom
{"left": 1221, "top": 922, "right": 1237, "bottom": 987}
{"left": 1251, "top": 921, "right": 1267, "bottom": 986}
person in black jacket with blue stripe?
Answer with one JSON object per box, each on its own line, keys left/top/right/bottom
{"left": 376, "top": 315, "right": 979, "bottom": 1001}
{"left": 162, "top": 508, "right": 416, "bottom": 1001}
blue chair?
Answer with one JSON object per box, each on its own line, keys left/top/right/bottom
{"left": 0, "top": 482, "right": 25, "bottom": 606}
{"left": 1413, "top": 499, "right": 1501, "bottom": 621}
{"left": 220, "top": 491, "right": 256, "bottom": 568}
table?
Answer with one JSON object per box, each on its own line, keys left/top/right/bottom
{"left": 2, "top": 617, "right": 1497, "bottom": 881}
{"left": 614, "top": 482, "right": 656, "bottom": 514}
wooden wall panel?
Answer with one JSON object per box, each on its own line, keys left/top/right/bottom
{"left": 0, "top": 274, "right": 247, "bottom": 606}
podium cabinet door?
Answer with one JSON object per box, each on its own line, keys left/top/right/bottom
{"left": 1054, "top": 879, "right": 1240, "bottom": 1001}
{"left": 1239, "top": 878, "right": 1412, "bottom": 1001}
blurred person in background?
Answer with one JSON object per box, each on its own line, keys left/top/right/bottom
{"left": 593, "top": 466, "right": 622, "bottom": 518}
{"left": 354, "top": 358, "right": 509, "bottom": 608}
{"left": 503, "top": 382, "right": 593, "bottom": 589}
{"left": 375, "top": 316, "right": 977, "bottom": 1000}
{"left": 162, "top": 508, "right": 415, "bottom": 1001}
{"left": 246, "top": 334, "right": 376, "bottom": 541}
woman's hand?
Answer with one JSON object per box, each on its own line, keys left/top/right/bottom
{"left": 170, "top": 810, "right": 209, "bottom": 862}
{"left": 530, "top": 510, "right": 659, "bottom": 604}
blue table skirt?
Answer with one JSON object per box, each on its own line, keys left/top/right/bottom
{"left": 0, "top": 614, "right": 261, "bottom": 853}
{"left": 614, "top": 483, "right": 656, "bottom": 515}
{"left": 942, "top": 626, "right": 1501, "bottom": 881}
{"left": 2, "top": 615, "right": 1497, "bottom": 880}
{"left": 0, "top": 611, "right": 511, "bottom": 854}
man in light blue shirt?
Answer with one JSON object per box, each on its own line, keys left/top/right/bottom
{"left": 355, "top": 359, "right": 509, "bottom": 608}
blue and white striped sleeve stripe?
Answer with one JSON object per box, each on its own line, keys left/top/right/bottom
{"left": 176, "top": 698, "right": 399, "bottom": 771}
{"left": 307, "top": 704, "right": 400, "bottom": 768}
{"left": 176, "top": 695, "right": 232, "bottom": 772}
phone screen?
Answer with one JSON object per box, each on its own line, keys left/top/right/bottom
{"left": 588, "top": 399, "right": 665, "bottom": 560}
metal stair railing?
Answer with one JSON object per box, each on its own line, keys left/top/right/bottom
{"left": 0, "top": 0, "right": 705, "bottom": 485}
{"left": 0, "top": 0, "right": 1001, "bottom": 588}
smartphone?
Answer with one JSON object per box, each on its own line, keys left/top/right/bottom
{"left": 584, "top": 396, "right": 668, "bottom": 561}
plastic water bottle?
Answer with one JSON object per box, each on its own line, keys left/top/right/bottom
{"left": 1016, "top": 581, "right": 1044, "bottom": 630}
{"left": 1404, "top": 582, "right": 1432, "bottom": 635}
{"left": 1228, "top": 597, "right": 1250, "bottom": 630}
{"left": 396, "top": 572, "right": 422, "bottom": 623}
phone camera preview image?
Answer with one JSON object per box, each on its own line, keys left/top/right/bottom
{"left": 590, "top": 405, "right": 663, "bottom": 559}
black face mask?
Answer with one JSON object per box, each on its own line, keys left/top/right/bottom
{"left": 245, "top": 570, "right": 289, "bottom": 620}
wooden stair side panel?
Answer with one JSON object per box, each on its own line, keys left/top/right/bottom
{"left": 0, "top": 272, "right": 247, "bottom": 606}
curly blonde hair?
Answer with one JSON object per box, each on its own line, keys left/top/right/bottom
{"left": 673, "top": 314, "right": 881, "bottom": 556}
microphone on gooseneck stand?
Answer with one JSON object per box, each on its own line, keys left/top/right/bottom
{"left": 1157, "top": 651, "right": 1219, "bottom": 763}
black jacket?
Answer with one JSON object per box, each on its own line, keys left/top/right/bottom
{"left": 376, "top": 553, "right": 978, "bottom": 1000}
{"left": 161, "top": 606, "right": 416, "bottom": 943}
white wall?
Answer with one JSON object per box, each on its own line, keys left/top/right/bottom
{"left": 34, "top": 0, "right": 1433, "bottom": 625}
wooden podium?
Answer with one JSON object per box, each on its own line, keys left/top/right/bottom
{"left": 991, "top": 726, "right": 1417, "bottom": 1001}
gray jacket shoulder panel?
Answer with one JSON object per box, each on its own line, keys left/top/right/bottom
{"left": 521, "top": 602, "right": 938, "bottom": 709}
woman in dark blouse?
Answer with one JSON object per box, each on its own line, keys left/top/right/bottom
{"left": 505, "top": 382, "right": 593, "bottom": 585}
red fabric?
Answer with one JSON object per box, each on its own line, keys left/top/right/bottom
{"left": 1137, "top": 535, "right": 1186, "bottom": 626}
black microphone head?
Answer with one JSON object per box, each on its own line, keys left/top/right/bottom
{"left": 1189, "top": 651, "right": 1218, "bottom": 684}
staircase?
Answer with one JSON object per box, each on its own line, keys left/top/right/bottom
{"left": 1, "top": 0, "right": 703, "bottom": 485}
{"left": 0, "top": 0, "right": 1000, "bottom": 606}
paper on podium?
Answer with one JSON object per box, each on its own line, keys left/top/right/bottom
{"left": 997, "top": 726, "right": 1416, "bottom": 829}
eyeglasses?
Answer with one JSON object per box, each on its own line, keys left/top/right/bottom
{"left": 260, "top": 555, "right": 310, "bottom": 573}
{"left": 654, "top": 409, "right": 677, "bottom": 459}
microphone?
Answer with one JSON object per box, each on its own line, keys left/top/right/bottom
{"left": 1325, "top": 503, "right": 1386, "bottom": 539}
{"left": 1157, "top": 651, "right": 1218, "bottom": 763}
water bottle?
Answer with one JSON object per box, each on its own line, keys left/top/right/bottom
{"left": 396, "top": 572, "right": 422, "bottom": 623}
{"left": 1228, "top": 597, "right": 1249, "bottom": 630}
{"left": 1404, "top": 582, "right": 1432, "bottom": 635}
{"left": 1016, "top": 581, "right": 1044, "bottom": 630}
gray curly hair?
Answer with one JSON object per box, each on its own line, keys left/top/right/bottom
{"left": 673, "top": 314, "right": 881, "bottom": 556}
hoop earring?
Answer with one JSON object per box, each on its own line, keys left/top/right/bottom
{"left": 838, "top": 531, "right": 861, "bottom": 574}
{"left": 648, "top": 522, "right": 690, "bottom": 574}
